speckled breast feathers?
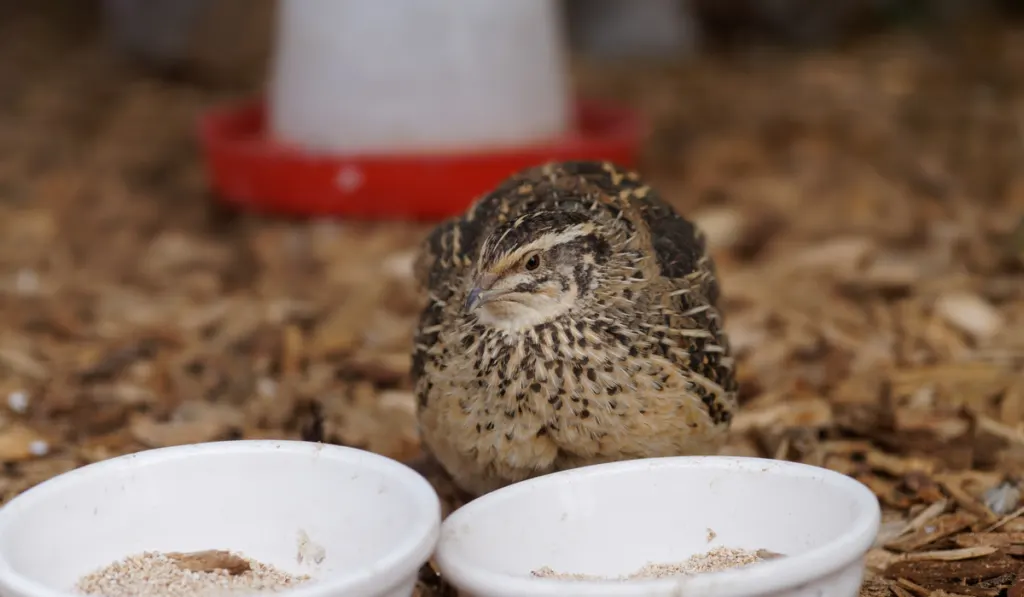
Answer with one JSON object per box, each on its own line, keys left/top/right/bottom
{"left": 411, "top": 161, "right": 737, "bottom": 496}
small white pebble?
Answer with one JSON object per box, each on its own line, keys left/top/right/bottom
{"left": 691, "top": 207, "right": 745, "bottom": 250}
{"left": 985, "top": 482, "right": 1021, "bottom": 516}
{"left": 7, "top": 391, "right": 29, "bottom": 413}
{"left": 381, "top": 251, "right": 416, "bottom": 281}
{"left": 934, "top": 292, "right": 1004, "bottom": 340}
{"left": 28, "top": 440, "right": 49, "bottom": 456}
{"left": 377, "top": 391, "right": 417, "bottom": 415}
{"left": 14, "top": 268, "right": 39, "bottom": 295}
{"left": 257, "top": 378, "right": 277, "bottom": 398}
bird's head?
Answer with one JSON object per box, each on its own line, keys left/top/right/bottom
{"left": 463, "top": 210, "right": 617, "bottom": 332}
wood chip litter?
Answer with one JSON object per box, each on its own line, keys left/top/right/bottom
{"left": 6, "top": 5, "right": 1024, "bottom": 597}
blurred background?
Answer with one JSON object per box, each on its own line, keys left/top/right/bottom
{"left": 1, "top": 1, "right": 1024, "bottom": 594}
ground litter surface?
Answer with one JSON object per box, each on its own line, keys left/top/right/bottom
{"left": 1, "top": 5, "right": 1023, "bottom": 596}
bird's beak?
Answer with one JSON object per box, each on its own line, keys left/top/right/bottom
{"left": 464, "top": 273, "right": 498, "bottom": 313}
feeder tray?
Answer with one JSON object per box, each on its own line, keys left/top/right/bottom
{"left": 198, "top": 98, "right": 644, "bottom": 221}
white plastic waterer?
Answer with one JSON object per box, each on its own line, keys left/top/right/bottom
{"left": 268, "top": 0, "right": 571, "bottom": 155}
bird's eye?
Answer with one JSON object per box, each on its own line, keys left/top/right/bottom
{"left": 524, "top": 254, "right": 541, "bottom": 271}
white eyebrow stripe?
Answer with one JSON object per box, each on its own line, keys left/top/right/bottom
{"left": 502, "top": 223, "right": 596, "bottom": 263}
{"left": 493, "top": 226, "right": 516, "bottom": 255}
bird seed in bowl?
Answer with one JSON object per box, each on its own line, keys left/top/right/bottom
{"left": 531, "top": 547, "right": 784, "bottom": 581}
{"left": 75, "top": 549, "right": 312, "bottom": 597}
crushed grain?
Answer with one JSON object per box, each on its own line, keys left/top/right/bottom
{"left": 75, "top": 550, "right": 312, "bottom": 597}
{"left": 531, "top": 546, "right": 781, "bottom": 581}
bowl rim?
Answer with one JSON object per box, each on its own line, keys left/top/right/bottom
{"left": 435, "top": 455, "right": 881, "bottom": 597}
{"left": 0, "top": 440, "right": 442, "bottom": 597}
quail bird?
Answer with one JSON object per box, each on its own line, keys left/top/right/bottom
{"left": 411, "top": 161, "right": 737, "bottom": 497}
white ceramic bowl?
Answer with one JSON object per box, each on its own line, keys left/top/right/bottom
{"left": 436, "top": 456, "right": 880, "bottom": 597}
{"left": 0, "top": 440, "right": 441, "bottom": 597}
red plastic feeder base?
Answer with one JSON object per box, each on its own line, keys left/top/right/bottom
{"left": 198, "top": 98, "right": 644, "bottom": 221}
